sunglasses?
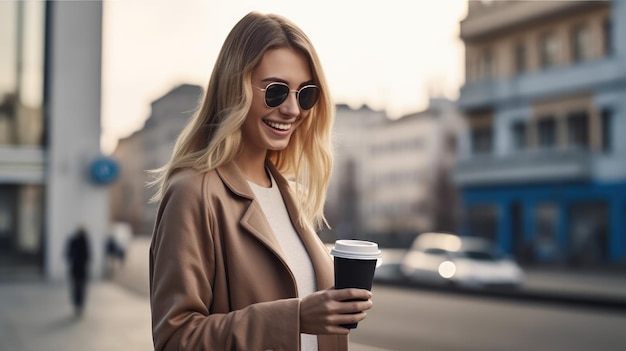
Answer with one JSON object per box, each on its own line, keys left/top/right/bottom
{"left": 255, "top": 82, "right": 320, "bottom": 110}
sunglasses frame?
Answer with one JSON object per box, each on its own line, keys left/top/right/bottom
{"left": 254, "top": 82, "right": 320, "bottom": 110}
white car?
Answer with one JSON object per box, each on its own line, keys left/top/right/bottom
{"left": 400, "top": 233, "right": 524, "bottom": 289}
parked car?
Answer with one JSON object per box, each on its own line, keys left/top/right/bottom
{"left": 400, "top": 233, "right": 524, "bottom": 289}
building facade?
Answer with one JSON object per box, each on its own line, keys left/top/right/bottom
{"left": 0, "top": 2, "right": 107, "bottom": 280}
{"left": 110, "top": 84, "right": 203, "bottom": 235}
{"left": 325, "top": 100, "right": 463, "bottom": 246}
{"left": 455, "top": 0, "right": 626, "bottom": 266}
{"left": 109, "top": 129, "right": 145, "bottom": 236}
{"left": 323, "top": 105, "right": 388, "bottom": 242}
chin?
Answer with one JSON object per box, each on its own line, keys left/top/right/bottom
{"left": 266, "top": 139, "right": 292, "bottom": 151}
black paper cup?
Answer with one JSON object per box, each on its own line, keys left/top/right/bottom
{"left": 330, "top": 240, "right": 381, "bottom": 329}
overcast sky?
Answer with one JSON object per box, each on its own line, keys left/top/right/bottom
{"left": 101, "top": 0, "right": 468, "bottom": 153}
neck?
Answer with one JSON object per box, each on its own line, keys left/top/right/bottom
{"left": 235, "top": 152, "right": 271, "bottom": 187}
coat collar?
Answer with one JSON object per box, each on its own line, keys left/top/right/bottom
{"left": 215, "top": 160, "right": 334, "bottom": 291}
{"left": 215, "top": 161, "right": 284, "bottom": 259}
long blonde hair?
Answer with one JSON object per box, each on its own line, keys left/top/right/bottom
{"left": 149, "top": 12, "right": 334, "bottom": 231}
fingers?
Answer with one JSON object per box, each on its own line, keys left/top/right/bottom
{"left": 331, "top": 310, "right": 369, "bottom": 325}
{"left": 331, "top": 297, "right": 373, "bottom": 315}
{"left": 329, "top": 288, "right": 372, "bottom": 301}
{"left": 319, "top": 288, "right": 372, "bottom": 315}
{"left": 325, "top": 311, "right": 369, "bottom": 334}
{"left": 299, "top": 288, "right": 374, "bottom": 335}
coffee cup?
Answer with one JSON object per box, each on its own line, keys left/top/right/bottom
{"left": 330, "top": 239, "right": 382, "bottom": 329}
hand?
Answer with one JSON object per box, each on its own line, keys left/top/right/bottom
{"left": 299, "top": 288, "right": 373, "bottom": 335}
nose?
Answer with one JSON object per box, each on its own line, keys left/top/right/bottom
{"left": 278, "top": 91, "right": 300, "bottom": 117}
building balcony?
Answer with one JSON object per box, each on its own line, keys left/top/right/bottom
{"left": 0, "top": 147, "right": 45, "bottom": 183}
{"left": 453, "top": 149, "right": 592, "bottom": 187}
{"left": 461, "top": 1, "right": 604, "bottom": 42}
{"left": 458, "top": 58, "right": 626, "bottom": 111}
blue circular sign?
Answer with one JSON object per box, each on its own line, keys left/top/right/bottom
{"left": 90, "top": 156, "right": 119, "bottom": 185}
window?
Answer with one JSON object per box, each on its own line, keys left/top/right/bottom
{"left": 603, "top": 17, "right": 612, "bottom": 56}
{"left": 467, "top": 205, "right": 498, "bottom": 242}
{"left": 535, "top": 203, "right": 558, "bottom": 261}
{"left": 566, "top": 111, "right": 589, "bottom": 149}
{"left": 514, "top": 41, "right": 526, "bottom": 75}
{"left": 471, "top": 128, "right": 493, "bottom": 154}
{"left": 423, "top": 248, "right": 449, "bottom": 256}
{"left": 567, "top": 202, "right": 608, "bottom": 265}
{"left": 538, "top": 118, "right": 556, "bottom": 148}
{"left": 481, "top": 49, "right": 494, "bottom": 80}
{"left": 462, "top": 249, "right": 498, "bottom": 261}
{"left": 571, "top": 24, "right": 591, "bottom": 63}
{"left": 0, "top": 1, "right": 45, "bottom": 146}
{"left": 512, "top": 121, "right": 526, "bottom": 151}
{"left": 601, "top": 108, "right": 612, "bottom": 152}
{"left": 445, "top": 134, "right": 457, "bottom": 154}
{"left": 539, "top": 32, "right": 558, "bottom": 69}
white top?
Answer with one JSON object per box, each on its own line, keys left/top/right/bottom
{"left": 248, "top": 175, "right": 318, "bottom": 351}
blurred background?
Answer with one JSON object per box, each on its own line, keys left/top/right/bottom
{"left": 1, "top": 1, "right": 625, "bottom": 350}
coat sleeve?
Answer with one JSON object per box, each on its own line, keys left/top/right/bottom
{"left": 149, "top": 172, "right": 301, "bottom": 351}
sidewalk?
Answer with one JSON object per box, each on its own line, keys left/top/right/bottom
{"left": 0, "top": 280, "right": 153, "bottom": 351}
{"left": 522, "top": 266, "right": 626, "bottom": 301}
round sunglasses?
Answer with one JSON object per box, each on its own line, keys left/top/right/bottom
{"left": 254, "top": 82, "right": 320, "bottom": 110}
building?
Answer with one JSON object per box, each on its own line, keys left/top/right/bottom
{"left": 110, "top": 84, "right": 203, "bottom": 235}
{"left": 325, "top": 100, "right": 463, "bottom": 246}
{"left": 109, "top": 129, "right": 145, "bottom": 235}
{"left": 323, "top": 104, "right": 388, "bottom": 242}
{"left": 455, "top": 0, "right": 626, "bottom": 266}
{"left": 0, "top": 2, "right": 107, "bottom": 280}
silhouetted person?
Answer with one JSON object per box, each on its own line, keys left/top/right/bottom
{"left": 104, "top": 234, "right": 121, "bottom": 277}
{"left": 66, "top": 226, "right": 91, "bottom": 316}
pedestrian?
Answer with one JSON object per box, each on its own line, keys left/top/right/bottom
{"left": 65, "top": 225, "right": 91, "bottom": 317}
{"left": 104, "top": 234, "right": 124, "bottom": 278}
{"left": 148, "top": 11, "right": 372, "bottom": 351}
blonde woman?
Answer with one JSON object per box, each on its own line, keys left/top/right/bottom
{"left": 149, "top": 12, "right": 372, "bottom": 351}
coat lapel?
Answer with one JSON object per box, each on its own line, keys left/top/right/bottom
{"left": 216, "top": 162, "right": 285, "bottom": 260}
{"left": 216, "top": 160, "right": 334, "bottom": 290}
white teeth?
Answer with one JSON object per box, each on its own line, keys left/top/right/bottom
{"left": 264, "top": 120, "right": 291, "bottom": 131}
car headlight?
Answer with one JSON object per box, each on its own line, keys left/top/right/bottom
{"left": 438, "top": 260, "right": 456, "bottom": 279}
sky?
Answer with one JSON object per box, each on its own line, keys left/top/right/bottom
{"left": 101, "top": 0, "right": 468, "bottom": 154}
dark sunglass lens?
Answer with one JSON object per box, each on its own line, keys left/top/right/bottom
{"left": 298, "top": 86, "right": 320, "bottom": 110}
{"left": 264, "top": 84, "right": 290, "bottom": 108}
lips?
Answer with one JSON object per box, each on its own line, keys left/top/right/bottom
{"left": 263, "top": 119, "right": 292, "bottom": 131}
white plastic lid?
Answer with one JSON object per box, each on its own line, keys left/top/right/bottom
{"left": 330, "top": 240, "right": 382, "bottom": 260}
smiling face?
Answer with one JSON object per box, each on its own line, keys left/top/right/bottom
{"left": 240, "top": 47, "right": 314, "bottom": 161}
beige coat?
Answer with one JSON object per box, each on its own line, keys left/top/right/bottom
{"left": 149, "top": 161, "right": 348, "bottom": 350}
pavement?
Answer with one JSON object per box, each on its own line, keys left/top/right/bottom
{"left": 1, "top": 237, "right": 625, "bottom": 351}
{"left": 0, "top": 280, "right": 153, "bottom": 351}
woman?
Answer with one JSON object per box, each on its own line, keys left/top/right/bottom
{"left": 149, "top": 12, "right": 372, "bottom": 351}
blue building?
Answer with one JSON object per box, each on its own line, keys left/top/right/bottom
{"left": 454, "top": 0, "right": 626, "bottom": 266}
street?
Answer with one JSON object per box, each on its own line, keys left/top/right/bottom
{"left": 350, "top": 284, "right": 626, "bottom": 351}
